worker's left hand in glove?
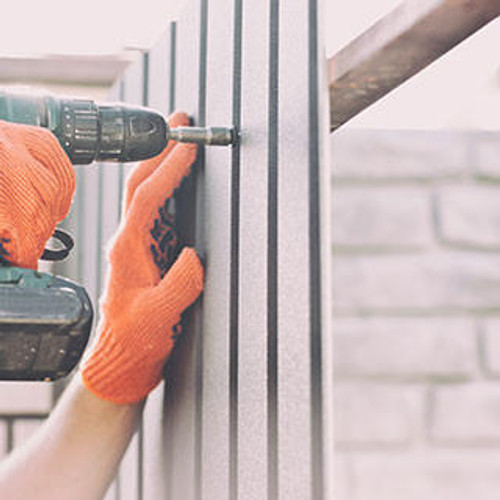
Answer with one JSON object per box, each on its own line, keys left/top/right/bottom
{"left": 0, "top": 121, "right": 75, "bottom": 269}
{"left": 82, "top": 112, "right": 204, "bottom": 404}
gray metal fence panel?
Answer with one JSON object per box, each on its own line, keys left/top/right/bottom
{"left": 64, "top": 0, "right": 331, "bottom": 497}
{"left": 277, "top": 0, "right": 313, "bottom": 496}
{"left": 201, "top": 0, "right": 235, "bottom": 498}
{"left": 237, "top": 1, "right": 271, "bottom": 498}
{"left": 164, "top": 4, "right": 203, "bottom": 499}
{"left": 142, "top": 27, "right": 175, "bottom": 500}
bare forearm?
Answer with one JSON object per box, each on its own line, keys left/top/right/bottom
{"left": 0, "top": 375, "right": 144, "bottom": 500}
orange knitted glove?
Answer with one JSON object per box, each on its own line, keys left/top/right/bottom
{"left": 0, "top": 120, "right": 75, "bottom": 269}
{"left": 82, "top": 112, "right": 204, "bottom": 404}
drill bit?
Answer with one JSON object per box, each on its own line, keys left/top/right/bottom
{"left": 169, "top": 126, "right": 237, "bottom": 146}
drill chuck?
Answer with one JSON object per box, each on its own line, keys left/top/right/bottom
{"left": 59, "top": 101, "right": 167, "bottom": 164}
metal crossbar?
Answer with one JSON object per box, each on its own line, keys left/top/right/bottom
{"left": 329, "top": 0, "right": 500, "bottom": 131}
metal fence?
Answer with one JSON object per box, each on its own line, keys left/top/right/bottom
{"left": 59, "top": 0, "right": 333, "bottom": 498}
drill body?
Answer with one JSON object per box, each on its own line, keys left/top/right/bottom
{"left": 0, "top": 90, "right": 168, "bottom": 164}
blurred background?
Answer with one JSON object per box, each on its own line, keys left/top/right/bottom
{"left": 0, "top": 1, "right": 499, "bottom": 498}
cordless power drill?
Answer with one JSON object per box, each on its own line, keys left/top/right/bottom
{"left": 0, "top": 89, "right": 236, "bottom": 382}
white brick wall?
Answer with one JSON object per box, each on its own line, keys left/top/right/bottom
{"left": 333, "top": 318, "right": 477, "bottom": 379}
{"left": 332, "top": 129, "right": 500, "bottom": 499}
{"left": 334, "top": 383, "right": 425, "bottom": 447}
{"left": 332, "top": 253, "right": 500, "bottom": 313}
{"left": 430, "top": 383, "right": 500, "bottom": 444}
{"left": 482, "top": 319, "right": 500, "bottom": 375}
{"left": 330, "top": 129, "right": 468, "bottom": 180}
{"left": 438, "top": 186, "right": 500, "bottom": 248}
{"left": 474, "top": 132, "right": 500, "bottom": 179}
{"left": 345, "top": 451, "right": 500, "bottom": 500}
{"left": 332, "top": 188, "right": 431, "bottom": 249}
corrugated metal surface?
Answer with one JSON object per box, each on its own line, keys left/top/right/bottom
{"left": 59, "top": 0, "right": 332, "bottom": 497}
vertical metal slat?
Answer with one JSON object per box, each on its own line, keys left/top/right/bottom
{"left": 237, "top": 0, "right": 271, "bottom": 498}
{"left": 142, "top": 24, "right": 174, "bottom": 500}
{"left": 200, "top": 0, "right": 235, "bottom": 498}
{"left": 161, "top": 2, "right": 205, "bottom": 498}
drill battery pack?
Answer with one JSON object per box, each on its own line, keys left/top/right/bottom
{"left": 0, "top": 267, "right": 93, "bottom": 381}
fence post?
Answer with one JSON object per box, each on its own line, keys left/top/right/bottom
{"left": 110, "top": 0, "right": 332, "bottom": 497}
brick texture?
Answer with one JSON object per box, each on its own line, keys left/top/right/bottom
{"left": 474, "top": 132, "right": 500, "bottom": 179}
{"left": 332, "top": 187, "right": 431, "bottom": 249}
{"left": 332, "top": 253, "right": 500, "bottom": 313}
{"left": 438, "top": 186, "right": 500, "bottom": 249}
{"left": 331, "top": 129, "right": 468, "bottom": 181}
{"left": 430, "top": 383, "right": 500, "bottom": 444}
{"left": 483, "top": 318, "right": 500, "bottom": 376}
{"left": 334, "top": 383, "right": 424, "bottom": 447}
{"left": 345, "top": 451, "right": 500, "bottom": 500}
{"left": 333, "top": 317, "right": 477, "bottom": 379}
{"left": 331, "top": 129, "right": 500, "bottom": 500}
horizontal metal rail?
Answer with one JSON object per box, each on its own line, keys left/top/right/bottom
{"left": 329, "top": 0, "right": 500, "bottom": 131}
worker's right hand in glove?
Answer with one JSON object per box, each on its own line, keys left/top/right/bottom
{"left": 82, "top": 112, "right": 204, "bottom": 405}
